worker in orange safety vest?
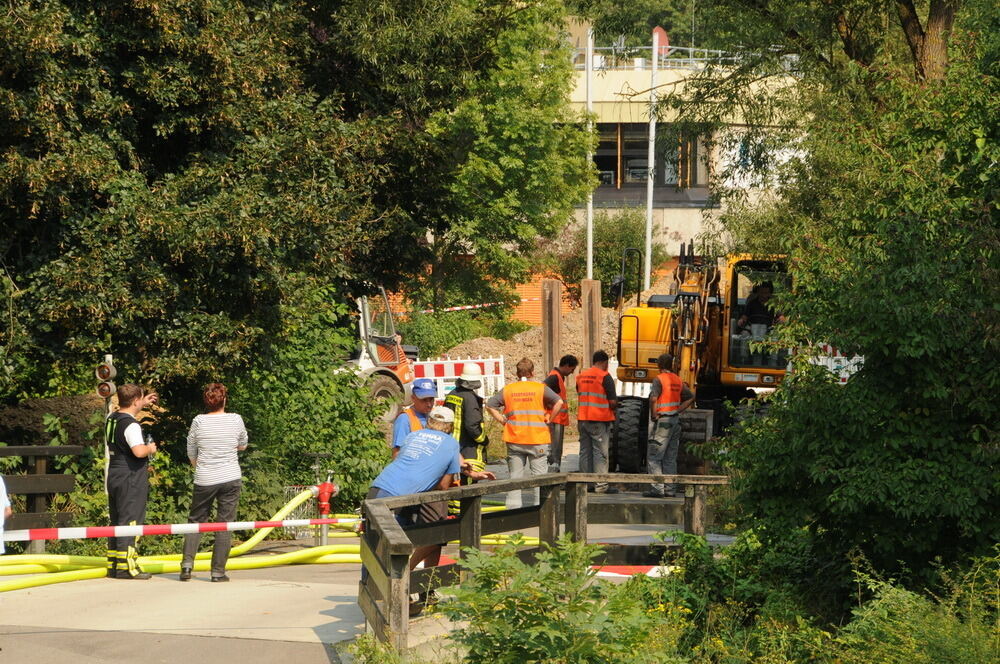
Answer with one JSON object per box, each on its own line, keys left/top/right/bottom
{"left": 391, "top": 378, "right": 437, "bottom": 458}
{"left": 485, "top": 357, "right": 563, "bottom": 508}
{"left": 576, "top": 350, "right": 618, "bottom": 494}
{"left": 543, "top": 354, "right": 578, "bottom": 472}
{"left": 645, "top": 353, "right": 695, "bottom": 497}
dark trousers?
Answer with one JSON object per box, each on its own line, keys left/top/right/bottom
{"left": 107, "top": 465, "right": 149, "bottom": 576}
{"left": 547, "top": 423, "right": 566, "bottom": 472}
{"left": 182, "top": 479, "right": 242, "bottom": 576}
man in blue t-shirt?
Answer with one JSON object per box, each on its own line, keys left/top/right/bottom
{"left": 369, "top": 406, "right": 495, "bottom": 571}
{"left": 390, "top": 377, "right": 437, "bottom": 456}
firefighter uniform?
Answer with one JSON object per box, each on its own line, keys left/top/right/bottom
{"left": 444, "top": 383, "right": 488, "bottom": 515}
{"left": 105, "top": 412, "right": 151, "bottom": 579}
{"left": 544, "top": 368, "right": 570, "bottom": 472}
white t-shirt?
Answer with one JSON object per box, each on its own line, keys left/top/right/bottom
{"left": 0, "top": 476, "right": 10, "bottom": 554}
{"left": 123, "top": 422, "right": 144, "bottom": 448}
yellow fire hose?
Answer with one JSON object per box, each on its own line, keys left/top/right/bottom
{"left": 0, "top": 486, "right": 541, "bottom": 593}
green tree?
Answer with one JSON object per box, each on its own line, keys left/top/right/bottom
{"left": 586, "top": 0, "right": 1000, "bottom": 600}
{"left": 544, "top": 207, "right": 670, "bottom": 306}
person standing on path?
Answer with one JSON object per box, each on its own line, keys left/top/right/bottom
{"left": 485, "top": 358, "right": 563, "bottom": 509}
{"left": 180, "top": 383, "right": 249, "bottom": 582}
{"left": 576, "top": 350, "right": 618, "bottom": 494}
{"left": 391, "top": 378, "right": 437, "bottom": 457}
{"left": 645, "top": 353, "right": 696, "bottom": 498}
{"left": 104, "top": 383, "right": 159, "bottom": 579}
{"left": 444, "top": 363, "right": 489, "bottom": 515}
{"left": 544, "top": 355, "right": 578, "bottom": 473}
{"left": 0, "top": 476, "right": 11, "bottom": 555}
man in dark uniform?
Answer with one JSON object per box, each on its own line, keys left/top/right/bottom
{"left": 105, "top": 383, "right": 159, "bottom": 579}
{"left": 444, "top": 363, "right": 489, "bottom": 514}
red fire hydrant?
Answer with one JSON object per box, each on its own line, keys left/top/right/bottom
{"left": 316, "top": 473, "right": 339, "bottom": 546}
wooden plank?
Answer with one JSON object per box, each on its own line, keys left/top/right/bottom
{"left": 538, "top": 485, "right": 559, "bottom": 546}
{"left": 542, "top": 279, "right": 562, "bottom": 373}
{"left": 371, "top": 474, "right": 569, "bottom": 509}
{"left": 3, "top": 474, "right": 75, "bottom": 494}
{"left": 565, "top": 481, "right": 588, "bottom": 542}
{"left": 481, "top": 506, "right": 539, "bottom": 536}
{"left": 683, "top": 484, "right": 707, "bottom": 536}
{"left": 514, "top": 547, "right": 542, "bottom": 564}
{"left": 404, "top": 519, "right": 461, "bottom": 548}
{"left": 365, "top": 502, "right": 413, "bottom": 555}
{"left": 569, "top": 473, "right": 728, "bottom": 485}
{"left": 6, "top": 512, "right": 75, "bottom": 530}
{"left": 409, "top": 562, "right": 460, "bottom": 594}
{"left": 458, "top": 495, "right": 482, "bottom": 581}
{"left": 359, "top": 534, "right": 392, "bottom": 601}
{"left": 581, "top": 279, "right": 602, "bottom": 363}
{"left": 387, "top": 553, "right": 411, "bottom": 652}
{"left": 0, "top": 446, "right": 85, "bottom": 457}
{"left": 358, "top": 580, "right": 388, "bottom": 642}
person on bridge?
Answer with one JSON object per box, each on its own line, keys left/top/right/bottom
{"left": 104, "top": 383, "right": 159, "bottom": 579}
{"left": 645, "top": 353, "right": 696, "bottom": 498}
{"left": 444, "top": 363, "right": 489, "bottom": 515}
{"left": 485, "top": 358, "right": 563, "bottom": 509}
{"left": 180, "top": 382, "right": 249, "bottom": 583}
{"left": 544, "top": 354, "right": 578, "bottom": 473}
{"left": 390, "top": 377, "right": 437, "bottom": 457}
{"left": 367, "top": 406, "right": 495, "bottom": 614}
{"left": 576, "top": 350, "right": 618, "bottom": 494}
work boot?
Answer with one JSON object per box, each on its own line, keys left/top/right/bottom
{"left": 605, "top": 487, "right": 620, "bottom": 495}
{"left": 179, "top": 567, "right": 193, "bottom": 582}
{"left": 642, "top": 489, "right": 666, "bottom": 498}
{"left": 118, "top": 571, "right": 152, "bottom": 580}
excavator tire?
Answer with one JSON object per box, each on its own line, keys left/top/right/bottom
{"left": 613, "top": 397, "right": 648, "bottom": 473}
{"left": 368, "top": 373, "right": 404, "bottom": 424}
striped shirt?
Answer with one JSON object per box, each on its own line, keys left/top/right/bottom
{"left": 186, "top": 413, "right": 248, "bottom": 487}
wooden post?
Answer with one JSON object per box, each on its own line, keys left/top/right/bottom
{"left": 581, "top": 279, "right": 602, "bottom": 364}
{"left": 683, "top": 484, "right": 707, "bottom": 536}
{"left": 538, "top": 485, "right": 559, "bottom": 546}
{"left": 27, "top": 454, "right": 46, "bottom": 554}
{"left": 541, "top": 279, "right": 562, "bottom": 374}
{"left": 387, "top": 553, "right": 411, "bottom": 652}
{"left": 564, "top": 482, "right": 588, "bottom": 542}
{"left": 458, "top": 495, "right": 482, "bottom": 581}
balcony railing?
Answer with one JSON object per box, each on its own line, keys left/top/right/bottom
{"left": 573, "top": 45, "right": 741, "bottom": 71}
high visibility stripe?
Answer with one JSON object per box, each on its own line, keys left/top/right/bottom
{"left": 405, "top": 408, "right": 423, "bottom": 433}
{"left": 508, "top": 409, "right": 547, "bottom": 417}
{"left": 578, "top": 391, "right": 607, "bottom": 399}
{"left": 578, "top": 400, "right": 611, "bottom": 408}
{"left": 654, "top": 372, "right": 684, "bottom": 415}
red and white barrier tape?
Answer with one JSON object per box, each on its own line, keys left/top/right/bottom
{"left": 413, "top": 358, "right": 504, "bottom": 379}
{"left": 2, "top": 517, "right": 360, "bottom": 543}
{"left": 411, "top": 297, "right": 542, "bottom": 315}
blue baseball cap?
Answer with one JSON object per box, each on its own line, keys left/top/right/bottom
{"left": 411, "top": 378, "right": 437, "bottom": 399}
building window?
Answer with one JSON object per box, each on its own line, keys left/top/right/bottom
{"left": 592, "top": 123, "right": 704, "bottom": 205}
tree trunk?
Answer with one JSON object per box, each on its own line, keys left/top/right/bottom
{"left": 895, "top": 0, "right": 959, "bottom": 82}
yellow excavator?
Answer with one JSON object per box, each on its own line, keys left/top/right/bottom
{"left": 612, "top": 244, "right": 789, "bottom": 472}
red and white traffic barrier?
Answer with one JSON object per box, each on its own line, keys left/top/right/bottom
{"left": 412, "top": 356, "right": 507, "bottom": 400}
{"left": 2, "top": 517, "right": 359, "bottom": 543}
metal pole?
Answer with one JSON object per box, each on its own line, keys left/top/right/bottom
{"left": 586, "top": 28, "right": 594, "bottom": 280}
{"left": 644, "top": 30, "right": 658, "bottom": 291}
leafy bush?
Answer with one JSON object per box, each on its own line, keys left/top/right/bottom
{"left": 440, "top": 535, "right": 687, "bottom": 664}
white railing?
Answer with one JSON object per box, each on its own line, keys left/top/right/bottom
{"left": 573, "top": 45, "right": 740, "bottom": 72}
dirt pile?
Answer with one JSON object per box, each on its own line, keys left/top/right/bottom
{"left": 0, "top": 394, "right": 106, "bottom": 445}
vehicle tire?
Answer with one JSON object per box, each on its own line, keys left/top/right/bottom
{"left": 613, "top": 397, "right": 648, "bottom": 473}
{"left": 368, "top": 374, "right": 404, "bottom": 424}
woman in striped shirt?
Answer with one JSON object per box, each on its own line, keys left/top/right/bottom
{"left": 180, "top": 383, "right": 248, "bottom": 582}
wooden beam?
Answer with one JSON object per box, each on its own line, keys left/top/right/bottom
{"left": 458, "top": 495, "right": 482, "bottom": 582}
{"left": 410, "top": 562, "right": 460, "bottom": 594}
{"left": 683, "top": 484, "right": 707, "bottom": 536}
{"left": 538, "top": 485, "right": 559, "bottom": 546}
{"left": 481, "top": 506, "right": 540, "bottom": 536}
{"left": 404, "top": 519, "right": 460, "bottom": 548}
{"left": 3, "top": 474, "right": 75, "bottom": 494}
{"left": 568, "top": 473, "right": 728, "bottom": 485}
{"left": 386, "top": 553, "right": 411, "bottom": 652}
{"left": 542, "top": 279, "right": 562, "bottom": 375}
{"left": 564, "top": 481, "right": 588, "bottom": 542}
{"left": 359, "top": 535, "right": 392, "bottom": 601}
{"left": 358, "top": 579, "right": 388, "bottom": 642}
{"left": 6, "top": 512, "right": 75, "bottom": 530}
{"left": 364, "top": 502, "right": 414, "bottom": 555}
{"left": 581, "top": 279, "right": 602, "bottom": 364}
{"left": 0, "top": 446, "right": 85, "bottom": 457}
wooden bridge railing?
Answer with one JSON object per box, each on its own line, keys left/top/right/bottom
{"left": 359, "top": 472, "right": 729, "bottom": 651}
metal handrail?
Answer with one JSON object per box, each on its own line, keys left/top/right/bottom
{"left": 572, "top": 44, "right": 742, "bottom": 71}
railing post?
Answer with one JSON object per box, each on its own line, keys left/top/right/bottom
{"left": 458, "top": 495, "right": 482, "bottom": 581}
{"left": 683, "top": 484, "right": 707, "bottom": 536}
{"left": 387, "top": 552, "right": 411, "bottom": 652}
{"left": 538, "top": 485, "right": 559, "bottom": 546}
{"left": 564, "top": 481, "right": 588, "bottom": 542}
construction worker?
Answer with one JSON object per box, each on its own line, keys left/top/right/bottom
{"left": 576, "top": 350, "right": 618, "bottom": 494}
{"left": 645, "top": 353, "right": 696, "bottom": 497}
{"left": 444, "top": 363, "right": 489, "bottom": 515}
{"left": 485, "top": 358, "right": 563, "bottom": 509}
{"left": 543, "top": 354, "right": 578, "bottom": 472}
{"left": 391, "top": 377, "right": 436, "bottom": 457}
{"left": 105, "top": 383, "right": 159, "bottom": 579}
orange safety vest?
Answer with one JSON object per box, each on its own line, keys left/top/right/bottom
{"left": 547, "top": 369, "right": 569, "bottom": 426}
{"left": 501, "top": 381, "right": 550, "bottom": 445}
{"left": 576, "top": 367, "right": 614, "bottom": 422}
{"left": 654, "top": 372, "right": 683, "bottom": 417}
{"left": 405, "top": 408, "right": 423, "bottom": 433}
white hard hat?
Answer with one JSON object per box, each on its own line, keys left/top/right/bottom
{"left": 429, "top": 405, "right": 455, "bottom": 424}
{"left": 459, "top": 363, "right": 483, "bottom": 382}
